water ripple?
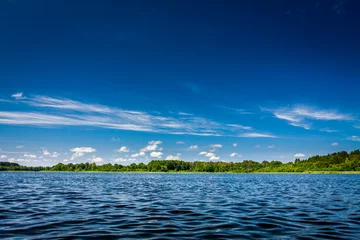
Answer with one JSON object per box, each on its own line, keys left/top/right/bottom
{"left": 0, "top": 172, "right": 360, "bottom": 239}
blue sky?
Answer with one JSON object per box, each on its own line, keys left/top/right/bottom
{"left": 1, "top": 0, "right": 359, "bottom": 166}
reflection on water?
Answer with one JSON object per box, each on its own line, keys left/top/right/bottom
{"left": 0, "top": 172, "right": 359, "bottom": 239}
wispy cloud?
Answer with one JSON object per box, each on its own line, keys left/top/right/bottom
{"left": 239, "top": 133, "right": 277, "bottom": 138}
{"left": 210, "top": 144, "right": 222, "bottom": 148}
{"left": 11, "top": 92, "right": 25, "bottom": 100}
{"left": 348, "top": 136, "right": 360, "bottom": 142}
{"left": 288, "top": 122, "right": 311, "bottom": 130}
{"left": 0, "top": 94, "right": 275, "bottom": 138}
{"left": 227, "top": 124, "right": 253, "bottom": 131}
{"left": 178, "top": 112, "right": 193, "bottom": 116}
{"left": 216, "top": 106, "right": 253, "bottom": 115}
{"left": 263, "top": 105, "right": 353, "bottom": 130}
{"left": 320, "top": 128, "right": 338, "bottom": 133}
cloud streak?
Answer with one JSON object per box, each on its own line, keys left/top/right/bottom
{"left": 239, "top": 133, "right": 277, "bottom": 138}
{"left": 0, "top": 94, "right": 276, "bottom": 138}
{"left": 263, "top": 105, "right": 353, "bottom": 130}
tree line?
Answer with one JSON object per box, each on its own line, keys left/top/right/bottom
{"left": 1, "top": 150, "right": 360, "bottom": 173}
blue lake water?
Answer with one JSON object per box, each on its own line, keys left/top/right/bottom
{"left": 0, "top": 172, "right": 360, "bottom": 239}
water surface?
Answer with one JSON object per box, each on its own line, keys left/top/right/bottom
{"left": 1, "top": 172, "right": 360, "bottom": 239}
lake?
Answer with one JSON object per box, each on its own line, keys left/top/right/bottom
{"left": 0, "top": 172, "right": 359, "bottom": 239}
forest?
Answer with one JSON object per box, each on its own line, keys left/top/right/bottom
{"left": 1, "top": 150, "right": 360, "bottom": 173}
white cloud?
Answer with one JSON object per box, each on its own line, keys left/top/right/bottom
{"left": 230, "top": 153, "right": 241, "bottom": 157}
{"left": 217, "top": 106, "right": 253, "bottom": 115}
{"left": 240, "top": 133, "right": 277, "bottom": 138}
{"left": 42, "top": 149, "right": 51, "bottom": 156}
{"left": 11, "top": 92, "right": 25, "bottom": 100}
{"left": 0, "top": 95, "right": 247, "bottom": 137}
{"left": 131, "top": 152, "right": 145, "bottom": 158}
{"left": 226, "top": 124, "right": 253, "bottom": 130}
{"left": 199, "top": 151, "right": 207, "bottom": 155}
{"left": 320, "top": 128, "right": 338, "bottom": 133}
{"left": 0, "top": 155, "right": 7, "bottom": 159}
{"left": 150, "top": 151, "right": 163, "bottom": 158}
{"left": 268, "top": 145, "right": 275, "bottom": 149}
{"left": 52, "top": 152, "right": 60, "bottom": 158}
{"left": 264, "top": 105, "right": 353, "bottom": 130}
{"left": 332, "top": 142, "right": 339, "bottom": 147}
{"left": 176, "top": 141, "right": 185, "bottom": 144}
{"left": 141, "top": 141, "right": 162, "bottom": 152}
{"left": 188, "top": 145, "right": 198, "bottom": 150}
{"left": 0, "top": 94, "right": 276, "bottom": 138}
{"left": 294, "top": 153, "right": 305, "bottom": 158}
{"left": 27, "top": 96, "right": 111, "bottom": 113}
{"left": 293, "top": 106, "right": 352, "bottom": 120}
{"left": 273, "top": 113, "right": 300, "bottom": 122}
{"left": 90, "top": 156, "right": 104, "bottom": 163}
{"left": 288, "top": 122, "right": 311, "bottom": 130}
{"left": 165, "top": 153, "right": 181, "bottom": 160}
{"left": 349, "top": 136, "right": 360, "bottom": 141}
{"left": 24, "top": 154, "right": 36, "bottom": 159}
{"left": 178, "top": 112, "right": 193, "bottom": 116}
{"left": 209, "top": 156, "right": 220, "bottom": 161}
{"left": 16, "top": 145, "right": 24, "bottom": 149}
{"left": 210, "top": 144, "right": 222, "bottom": 148}
{"left": 8, "top": 158, "right": 15, "bottom": 162}
{"left": 113, "top": 157, "right": 126, "bottom": 162}
{"left": 42, "top": 149, "right": 59, "bottom": 158}
{"left": 233, "top": 143, "right": 237, "bottom": 147}
{"left": 205, "top": 152, "right": 215, "bottom": 157}
{"left": 16, "top": 158, "right": 28, "bottom": 162}
{"left": 116, "top": 146, "right": 129, "bottom": 153}
{"left": 70, "top": 147, "right": 96, "bottom": 160}
{"left": 113, "top": 157, "right": 136, "bottom": 163}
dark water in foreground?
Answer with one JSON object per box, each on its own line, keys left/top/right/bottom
{"left": 0, "top": 173, "right": 360, "bottom": 239}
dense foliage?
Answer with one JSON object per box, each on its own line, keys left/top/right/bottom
{"left": 0, "top": 162, "right": 48, "bottom": 171}
{"left": 1, "top": 150, "right": 360, "bottom": 173}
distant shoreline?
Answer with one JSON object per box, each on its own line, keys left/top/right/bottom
{"left": 2, "top": 150, "right": 360, "bottom": 173}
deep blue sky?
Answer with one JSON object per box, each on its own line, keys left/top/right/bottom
{"left": 0, "top": 0, "right": 359, "bottom": 166}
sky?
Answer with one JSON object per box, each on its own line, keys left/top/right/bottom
{"left": 1, "top": 0, "right": 360, "bottom": 166}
